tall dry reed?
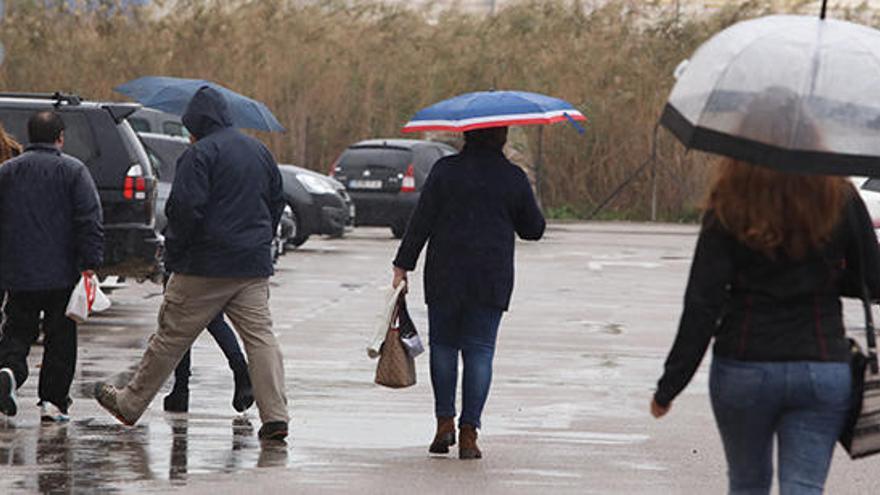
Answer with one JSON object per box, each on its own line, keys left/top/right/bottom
{"left": 1, "top": 0, "right": 875, "bottom": 219}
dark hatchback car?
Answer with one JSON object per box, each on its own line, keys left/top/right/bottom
{"left": 0, "top": 93, "right": 160, "bottom": 280}
{"left": 278, "top": 164, "right": 353, "bottom": 248}
{"left": 331, "top": 139, "right": 456, "bottom": 238}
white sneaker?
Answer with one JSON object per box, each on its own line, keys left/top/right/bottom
{"left": 40, "top": 402, "right": 70, "bottom": 423}
{"left": 0, "top": 368, "right": 16, "bottom": 417}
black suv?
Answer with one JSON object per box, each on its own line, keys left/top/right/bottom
{"left": 332, "top": 139, "right": 456, "bottom": 238}
{"left": 0, "top": 93, "right": 160, "bottom": 280}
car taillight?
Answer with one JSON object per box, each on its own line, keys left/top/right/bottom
{"left": 124, "top": 164, "right": 147, "bottom": 200}
{"left": 400, "top": 164, "right": 416, "bottom": 193}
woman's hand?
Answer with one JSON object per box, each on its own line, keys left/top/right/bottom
{"left": 650, "top": 399, "right": 671, "bottom": 418}
{"left": 392, "top": 266, "right": 408, "bottom": 290}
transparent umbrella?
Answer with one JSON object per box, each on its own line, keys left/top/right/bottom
{"left": 660, "top": 14, "right": 880, "bottom": 176}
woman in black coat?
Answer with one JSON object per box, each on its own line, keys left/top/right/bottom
{"left": 651, "top": 93, "right": 880, "bottom": 493}
{"left": 392, "top": 126, "right": 545, "bottom": 459}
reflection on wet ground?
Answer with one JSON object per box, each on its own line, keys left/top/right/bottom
{"left": 0, "top": 275, "right": 293, "bottom": 494}
{"left": 0, "top": 414, "right": 290, "bottom": 494}
{"left": 0, "top": 226, "right": 696, "bottom": 494}
{"left": 10, "top": 225, "right": 876, "bottom": 493}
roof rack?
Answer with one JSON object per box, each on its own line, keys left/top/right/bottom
{"left": 0, "top": 92, "right": 82, "bottom": 106}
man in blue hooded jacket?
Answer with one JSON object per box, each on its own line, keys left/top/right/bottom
{"left": 95, "top": 87, "right": 289, "bottom": 441}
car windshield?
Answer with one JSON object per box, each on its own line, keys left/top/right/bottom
{"left": 340, "top": 147, "right": 412, "bottom": 170}
{"left": 128, "top": 117, "right": 150, "bottom": 134}
{"left": 141, "top": 137, "right": 188, "bottom": 182}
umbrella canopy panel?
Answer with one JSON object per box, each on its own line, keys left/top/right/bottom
{"left": 115, "top": 76, "right": 285, "bottom": 133}
{"left": 661, "top": 15, "right": 880, "bottom": 175}
{"left": 402, "top": 90, "right": 585, "bottom": 133}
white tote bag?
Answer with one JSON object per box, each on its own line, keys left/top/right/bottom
{"left": 65, "top": 273, "right": 111, "bottom": 323}
{"left": 367, "top": 281, "right": 406, "bottom": 358}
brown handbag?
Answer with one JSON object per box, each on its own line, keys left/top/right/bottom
{"left": 374, "top": 297, "right": 417, "bottom": 388}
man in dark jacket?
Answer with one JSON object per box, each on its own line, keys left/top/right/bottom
{"left": 392, "top": 126, "right": 545, "bottom": 459}
{"left": 95, "top": 87, "right": 289, "bottom": 440}
{"left": 0, "top": 111, "right": 104, "bottom": 423}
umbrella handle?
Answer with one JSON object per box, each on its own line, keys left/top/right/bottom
{"left": 820, "top": 0, "right": 827, "bottom": 19}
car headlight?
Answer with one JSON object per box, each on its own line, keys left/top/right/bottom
{"left": 297, "top": 173, "right": 337, "bottom": 194}
{"left": 327, "top": 176, "right": 346, "bottom": 191}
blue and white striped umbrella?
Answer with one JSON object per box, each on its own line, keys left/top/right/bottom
{"left": 402, "top": 90, "right": 585, "bottom": 133}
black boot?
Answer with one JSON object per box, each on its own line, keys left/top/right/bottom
{"left": 232, "top": 368, "right": 254, "bottom": 413}
{"left": 163, "top": 384, "right": 189, "bottom": 413}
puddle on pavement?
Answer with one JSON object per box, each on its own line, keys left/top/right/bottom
{"left": 0, "top": 415, "right": 293, "bottom": 494}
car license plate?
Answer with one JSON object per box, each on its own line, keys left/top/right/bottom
{"left": 349, "top": 179, "right": 383, "bottom": 190}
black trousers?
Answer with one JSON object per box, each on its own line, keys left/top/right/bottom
{"left": 0, "top": 288, "right": 76, "bottom": 411}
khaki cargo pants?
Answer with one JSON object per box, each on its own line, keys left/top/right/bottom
{"left": 115, "top": 274, "right": 288, "bottom": 424}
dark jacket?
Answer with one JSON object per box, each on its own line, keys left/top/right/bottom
{"left": 164, "top": 87, "right": 284, "bottom": 278}
{"left": 0, "top": 144, "right": 103, "bottom": 291}
{"left": 655, "top": 191, "right": 880, "bottom": 407}
{"left": 393, "top": 144, "right": 545, "bottom": 310}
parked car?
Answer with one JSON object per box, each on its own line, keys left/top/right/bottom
{"left": 279, "top": 164, "right": 354, "bottom": 248}
{"left": 137, "top": 133, "right": 186, "bottom": 233}
{"left": 128, "top": 107, "right": 189, "bottom": 138}
{"left": 331, "top": 139, "right": 456, "bottom": 238}
{"left": 0, "top": 92, "right": 160, "bottom": 280}
{"left": 138, "top": 132, "right": 295, "bottom": 259}
{"left": 855, "top": 177, "right": 880, "bottom": 238}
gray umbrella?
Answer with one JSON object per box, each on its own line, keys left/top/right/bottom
{"left": 660, "top": 13, "right": 880, "bottom": 176}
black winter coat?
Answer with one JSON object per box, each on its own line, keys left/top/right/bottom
{"left": 393, "top": 144, "right": 545, "bottom": 310}
{"left": 164, "top": 87, "right": 284, "bottom": 278}
{"left": 655, "top": 192, "right": 880, "bottom": 407}
{"left": 0, "top": 144, "right": 103, "bottom": 291}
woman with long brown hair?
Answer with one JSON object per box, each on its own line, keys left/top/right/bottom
{"left": 651, "top": 94, "right": 880, "bottom": 494}
{"left": 0, "top": 124, "right": 22, "bottom": 162}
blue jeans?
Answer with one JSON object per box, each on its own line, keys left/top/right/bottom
{"left": 171, "top": 313, "right": 248, "bottom": 392}
{"left": 428, "top": 301, "right": 503, "bottom": 429}
{"left": 709, "top": 357, "right": 852, "bottom": 495}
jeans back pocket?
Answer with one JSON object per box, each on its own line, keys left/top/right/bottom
{"left": 710, "top": 359, "right": 767, "bottom": 409}
{"left": 808, "top": 363, "right": 851, "bottom": 406}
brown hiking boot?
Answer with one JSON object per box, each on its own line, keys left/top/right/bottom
{"left": 429, "top": 416, "right": 456, "bottom": 454}
{"left": 459, "top": 424, "right": 482, "bottom": 460}
{"left": 94, "top": 382, "right": 137, "bottom": 426}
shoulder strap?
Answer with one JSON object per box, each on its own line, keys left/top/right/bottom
{"left": 845, "top": 200, "right": 879, "bottom": 374}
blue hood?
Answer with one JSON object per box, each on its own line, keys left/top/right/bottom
{"left": 182, "top": 86, "right": 233, "bottom": 139}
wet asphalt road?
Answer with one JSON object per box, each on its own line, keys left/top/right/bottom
{"left": 1, "top": 224, "right": 879, "bottom": 494}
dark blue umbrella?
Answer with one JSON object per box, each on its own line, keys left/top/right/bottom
{"left": 115, "top": 76, "right": 285, "bottom": 132}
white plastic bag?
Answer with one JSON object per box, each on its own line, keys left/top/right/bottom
{"left": 92, "top": 282, "right": 111, "bottom": 313}
{"left": 65, "top": 273, "right": 110, "bottom": 323}
{"left": 367, "top": 281, "right": 406, "bottom": 359}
